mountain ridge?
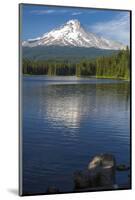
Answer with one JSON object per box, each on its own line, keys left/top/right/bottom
{"left": 22, "top": 19, "right": 125, "bottom": 50}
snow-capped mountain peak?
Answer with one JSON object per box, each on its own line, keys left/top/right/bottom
{"left": 22, "top": 19, "right": 125, "bottom": 50}
{"left": 66, "top": 19, "right": 80, "bottom": 28}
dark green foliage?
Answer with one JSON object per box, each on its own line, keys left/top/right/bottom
{"left": 96, "top": 46, "right": 130, "bottom": 80}
{"left": 22, "top": 47, "right": 130, "bottom": 80}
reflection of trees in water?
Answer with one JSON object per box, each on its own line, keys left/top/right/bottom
{"left": 95, "top": 83, "right": 130, "bottom": 113}
{"left": 36, "top": 83, "right": 130, "bottom": 128}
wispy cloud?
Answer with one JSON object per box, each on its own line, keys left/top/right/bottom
{"left": 90, "top": 13, "right": 130, "bottom": 45}
{"left": 30, "top": 9, "right": 97, "bottom": 16}
{"left": 71, "top": 11, "right": 82, "bottom": 16}
{"left": 30, "top": 9, "right": 56, "bottom": 15}
{"left": 30, "top": 9, "right": 69, "bottom": 15}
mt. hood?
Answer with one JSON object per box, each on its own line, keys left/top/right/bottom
{"left": 22, "top": 19, "right": 125, "bottom": 50}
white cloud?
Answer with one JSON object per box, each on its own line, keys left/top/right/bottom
{"left": 30, "top": 9, "right": 69, "bottom": 15}
{"left": 71, "top": 12, "right": 82, "bottom": 16}
{"left": 30, "top": 9, "right": 56, "bottom": 15}
{"left": 90, "top": 13, "right": 130, "bottom": 45}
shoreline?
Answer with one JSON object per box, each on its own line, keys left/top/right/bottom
{"left": 22, "top": 74, "right": 130, "bottom": 81}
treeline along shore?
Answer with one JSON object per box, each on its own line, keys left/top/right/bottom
{"left": 22, "top": 47, "right": 130, "bottom": 80}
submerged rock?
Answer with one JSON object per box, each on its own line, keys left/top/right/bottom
{"left": 116, "top": 164, "right": 130, "bottom": 171}
{"left": 46, "top": 186, "right": 60, "bottom": 194}
{"left": 113, "top": 184, "right": 119, "bottom": 189}
{"left": 74, "top": 169, "right": 101, "bottom": 189}
{"left": 74, "top": 170, "right": 91, "bottom": 189}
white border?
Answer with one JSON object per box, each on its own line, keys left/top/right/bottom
{"left": 0, "top": 0, "right": 134, "bottom": 199}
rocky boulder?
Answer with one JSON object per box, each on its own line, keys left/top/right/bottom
{"left": 74, "top": 153, "right": 116, "bottom": 189}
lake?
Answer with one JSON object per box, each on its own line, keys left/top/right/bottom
{"left": 22, "top": 75, "right": 130, "bottom": 195}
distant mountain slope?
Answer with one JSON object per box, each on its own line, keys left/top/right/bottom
{"left": 22, "top": 46, "right": 118, "bottom": 61}
{"left": 22, "top": 19, "right": 125, "bottom": 50}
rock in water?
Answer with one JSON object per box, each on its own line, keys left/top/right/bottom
{"left": 88, "top": 154, "right": 116, "bottom": 187}
{"left": 74, "top": 154, "right": 116, "bottom": 190}
{"left": 74, "top": 170, "right": 92, "bottom": 189}
{"left": 116, "top": 164, "right": 130, "bottom": 171}
{"left": 46, "top": 186, "right": 60, "bottom": 194}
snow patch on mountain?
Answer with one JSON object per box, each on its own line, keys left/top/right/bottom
{"left": 22, "top": 19, "right": 125, "bottom": 50}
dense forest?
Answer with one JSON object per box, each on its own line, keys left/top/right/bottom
{"left": 22, "top": 46, "right": 130, "bottom": 80}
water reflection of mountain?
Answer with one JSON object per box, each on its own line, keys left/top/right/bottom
{"left": 37, "top": 83, "right": 130, "bottom": 129}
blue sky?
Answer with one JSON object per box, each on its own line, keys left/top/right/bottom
{"left": 21, "top": 4, "right": 130, "bottom": 45}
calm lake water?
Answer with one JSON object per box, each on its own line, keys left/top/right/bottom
{"left": 22, "top": 76, "right": 130, "bottom": 195}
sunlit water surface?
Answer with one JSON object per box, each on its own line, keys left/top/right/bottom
{"left": 22, "top": 76, "right": 130, "bottom": 194}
